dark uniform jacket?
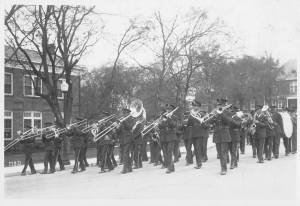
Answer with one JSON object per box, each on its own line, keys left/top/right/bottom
{"left": 158, "top": 116, "right": 177, "bottom": 142}
{"left": 211, "top": 111, "right": 232, "bottom": 143}
{"left": 68, "top": 127, "right": 84, "bottom": 148}
{"left": 253, "top": 114, "right": 267, "bottom": 139}
{"left": 229, "top": 115, "right": 242, "bottom": 142}
{"left": 187, "top": 115, "right": 209, "bottom": 138}
{"left": 132, "top": 122, "right": 145, "bottom": 144}
{"left": 98, "top": 121, "right": 116, "bottom": 145}
{"left": 118, "top": 117, "right": 134, "bottom": 145}
{"left": 271, "top": 111, "right": 284, "bottom": 137}
{"left": 54, "top": 133, "right": 64, "bottom": 149}
{"left": 20, "top": 134, "right": 35, "bottom": 153}
{"left": 42, "top": 133, "right": 55, "bottom": 151}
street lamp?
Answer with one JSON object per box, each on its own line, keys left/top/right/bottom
{"left": 60, "top": 80, "right": 70, "bottom": 165}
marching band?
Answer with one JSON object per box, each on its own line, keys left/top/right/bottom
{"left": 8, "top": 98, "right": 297, "bottom": 176}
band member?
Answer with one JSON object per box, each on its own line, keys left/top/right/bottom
{"left": 53, "top": 126, "right": 65, "bottom": 171}
{"left": 151, "top": 127, "right": 163, "bottom": 166}
{"left": 20, "top": 126, "right": 36, "bottom": 175}
{"left": 289, "top": 107, "right": 297, "bottom": 154}
{"left": 67, "top": 125, "right": 86, "bottom": 173}
{"left": 229, "top": 107, "right": 242, "bottom": 169}
{"left": 41, "top": 122, "right": 55, "bottom": 174}
{"left": 117, "top": 108, "right": 135, "bottom": 174}
{"left": 187, "top": 101, "right": 210, "bottom": 169}
{"left": 270, "top": 106, "right": 283, "bottom": 158}
{"left": 249, "top": 110, "right": 257, "bottom": 158}
{"left": 81, "top": 132, "right": 89, "bottom": 167}
{"left": 132, "top": 123, "right": 144, "bottom": 169}
{"left": 158, "top": 104, "right": 178, "bottom": 174}
{"left": 210, "top": 98, "right": 232, "bottom": 175}
{"left": 253, "top": 105, "right": 267, "bottom": 163}
{"left": 98, "top": 117, "right": 115, "bottom": 173}
{"left": 264, "top": 107, "right": 276, "bottom": 161}
{"left": 282, "top": 107, "right": 292, "bottom": 156}
{"left": 182, "top": 111, "right": 193, "bottom": 165}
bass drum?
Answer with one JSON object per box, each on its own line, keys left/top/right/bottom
{"left": 279, "top": 111, "right": 293, "bottom": 138}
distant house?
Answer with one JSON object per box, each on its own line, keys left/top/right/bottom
{"left": 272, "top": 59, "right": 297, "bottom": 109}
{"left": 4, "top": 46, "right": 82, "bottom": 147}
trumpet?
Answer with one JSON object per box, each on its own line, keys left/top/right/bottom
{"left": 93, "top": 99, "right": 145, "bottom": 142}
{"left": 4, "top": 125, "right": 56, "bottom": 152}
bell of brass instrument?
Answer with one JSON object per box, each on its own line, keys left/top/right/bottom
{"left": 93, "top": 99, "right": 145, "bottom": 142}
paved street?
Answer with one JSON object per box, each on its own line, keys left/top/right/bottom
{"left": 4, "top": 140, "right": 298, "bottom": 199}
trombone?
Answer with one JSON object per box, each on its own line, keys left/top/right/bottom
{"left": 81, "top": 114, "right": 116, "bottom": 133}
{"left": 45, "top": 119, "right": 87, "bottom": 139}
{"left": 4, "top": 125, "right": 56, "bottom": 152}
{"left": 93, "top": 99, "right": 145, "bottom": 142}
{"left": 141, "top": 106, "right": 178, "bottom": 136}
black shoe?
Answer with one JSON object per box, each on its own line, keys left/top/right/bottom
{"left": 121, "top": 170, "right": 127, "bottom": 174}
{"left": 21, "top": 172, "right": 26, "bottom": 176}
{"left": 253, "top": 155, "right": 256, "bottom": 158}
{"left": 41, "top": 170, "right": 48, "bottom": 174}
{"left": 49, "top": 170, "right": 55, "bottom": 174}
{"left": 71, "top": 170, "right": 78, "bottom": 174}
{"left": 194, "top": 165, "right": 201, "bottom": 169}
{"left": 31, "top": 170, "right": 37, "bottom": 174}
{"left": 230, "top": 164, "right": 235, "bottom": 169}
{"left": 220, "top": 170, "right": 226, "bottom": 175}
{"left": 166, "top": 169, "right": 173, "bottom": 174}
{"left": 60, "top": 167, "right": 65, "bottom": 171}
{"left": 99, "top": 169, "right": 106, "bottom": 173}
{"left": 85, "top": 164, "right": 89, "bottom": 167}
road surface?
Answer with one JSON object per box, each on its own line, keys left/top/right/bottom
{"left": 4, "top": 142, "right": 298, "bottom": 199}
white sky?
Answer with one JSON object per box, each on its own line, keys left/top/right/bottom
{"left": 4, "top": 0, "right": 300, "bottom": 69}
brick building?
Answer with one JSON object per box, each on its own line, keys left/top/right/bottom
{"left": 4, "top": 46, "right": 82, "bottom": 148}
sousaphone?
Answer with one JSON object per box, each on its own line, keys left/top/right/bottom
{"left": 279, "top": 111, "right": 293, "bottom": 138}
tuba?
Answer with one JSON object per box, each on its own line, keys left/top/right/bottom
{"left": 92, "top": 99, "right": 145, "bottom": 142}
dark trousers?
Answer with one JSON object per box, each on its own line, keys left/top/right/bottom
{"left": 216, "top": 142, "right": 229, "bottom": 171}
{"left": 119, "top": 144, "right": 124, "bottom": 164}
{"left": 152, "top": 141, "right": 163, "bottom": 164}
{"left": 240, "top": 132, "right": 246, "bottom": 153}
{"left": 264, "top": 136, "right": 274, "bottom": 159}
{"left": 81, "top": 146, "right": 89, "bottom": 166}
{"left": 22, "top": 151, "right": 36, "bottom": 173}
{"left": 110, "top": 145, "right": 117, "bottom": 166}
{"left": 161, "top": 141, "right": 175, "bottom": 171}
{"left": 149, "top": 142, "right": 155, "bottom": 163}
{"left": 273, "top": 135, "right": 280, "bottom": 157}
{"left": 141, "top": 142, "right": 148, "bottom": 161}
{"left": 192, "top": 137, "right": 202, "bottom": 167}
{"left": 100, "top": 144, "right": 113, "bottom": 170}
{"left": 53, "top": 147, "right": 65, "bottom": 170}
{"left": 133, "top": 143, "right": 143, "bottom": 168}
{"left": 283, "top": 137, "right": 291, "bottom": 154}
{"left": 173, "top": 140, "right": 180, "bottom": 161}
{"left": 250, "top": 135, "right": 257, "bottom": 157}
{"left": 43, "top": 150, "right": 55, "bottom": 172}
{"left": 291, "top": 133, "right": 297, "bottom": 153}
{"left": 96, "top": 142, "right": 101, "bottom": 165}
{"left": 184, "top": 139, "right": 193, "bottom": 164}
{"left": 122, "top": 143, "right": 133, "bottom": 172}
{"left": 229, "top": 141, "right": 238, "bottom": 166}
{"left": 255, "top": 138, "right": 265, "bottom": 162}
{"left": 201, "top": 137, "right": 208, "bottom": 161}
{"left": 73, "top": 147, "right": 85, "bottom": 171}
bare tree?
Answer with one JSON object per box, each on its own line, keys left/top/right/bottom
{"left": 5, "top": 5, "right": 100, "bottom": 162}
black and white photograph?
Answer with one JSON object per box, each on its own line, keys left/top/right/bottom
{"left": 1, "top": 0, "right": 299, "bottom": 204}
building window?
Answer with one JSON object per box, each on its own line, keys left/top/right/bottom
{"left": 289, "top": 81, "right": 297, "bottom": 93}
{"left": 5, "top": 73, "right": 13, "bottom": 95}
{"left": 278, "top": 99, "right": 283, "bottom": 109}
{"left": 23, "top": 112, "right": 42, "bottom": 132}
{"left": 271, "top": 99, "right": 276, "bottom": 106}
{"left": 24, "top": 75, "right": 42, "bottom": 97}
{"left": 250, "top": 99, "right": 255, "bottom": 110}
{"left": 4, "top": 111, "right": 13, "bottom": 140}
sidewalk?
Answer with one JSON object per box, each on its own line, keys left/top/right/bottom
{"left": 4, "top": 136, "right": 215, "bottom": 177}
